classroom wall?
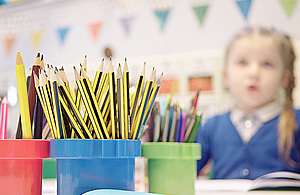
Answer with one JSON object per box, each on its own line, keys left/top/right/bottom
{"left": 0, "top": 0, "right": 299, "bottom": 137}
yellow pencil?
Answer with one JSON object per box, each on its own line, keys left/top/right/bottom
{"left": 117, "top": 64, "right": 125, "bottom": 139}
{"left": 57, "top": 66, "right": 70, "bottom": 90}
{"left": 130, "top": 62, "right": 145, "bottom": 136}
{"left": 92, "top": 58, "right": 104, "bottom": 94}
{"left": 123, "top": 58, "right": 130, "bottom": 139}
{"left": 107, "top": 58, "right": 118, "bottom": 139}
{"left": 132, "top": 68, "right": 154, "bottom": 139}
{"left": 15, "top": 52, "right": 32, "bottom": 139}
{"left": 40, "top": 54, "right": 45, "bottom": 70}
{"left": 80, "top": 66, "right": 110, "bottom": 139}
{"left": 57, "top": 75, "right": 93, "bottom": 139}
{"left": 50, "top": 69, "right": 66, "bottom": 138}
{"left": 138, "top": 73, "right": 163, "bottom": 139}
{"left": 33, "top": 72, "right": 56, "bottom": 139}
{"left": 40, "top": 71, "right": 58, "bottom": 139}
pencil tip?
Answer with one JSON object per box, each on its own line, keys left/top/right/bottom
{"left": 110, "top": 56, "right": 112, "bottom": 61}
{"left": 125, "top": 57, "right": 127, "bottom": 61}
{"left": 41, "top": 54, "right": 43, "bottom": 61}
{"left": 102, "top": 58, "right": 104, "bottom": 61}
{"left": 36, "top": 53, "right": 40, "bottom": 58}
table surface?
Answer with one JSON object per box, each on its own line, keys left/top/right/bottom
{"left": 42, "top": 178, "right": 300, "bottom": 195}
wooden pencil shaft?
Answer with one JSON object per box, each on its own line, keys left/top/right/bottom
{"left": 82, "top": 76, "right": 110, "bottom": 139}
{"left": 117, "top": 78, "right": 125, "bottom": 139}
{"left": 51, "top": 81, "right": 65, "bottom": 138}
{"left": 130, "top": 76, "right": 144, "bottom": 128}
{"left": 27, "top": 65, "right": 40, "bottom": 124}
{"left": 123, "top": 71, "right": 130, "bottom": 139}
{"left": 41, "top": 84, "right": 58, "bottom": 137}
{"left": 16, "top": 64, "right": 32, "bottom": 138}
{"left": 132, "top": 81, "right": 153, "bottom": 139}
{"left": 92, "top": 71, "right": 103, "bottom": 94}
{"left": 78, "top": 79, "right": 105, "bottom": 139}
{"left": 41, "top": 85, "right": 57, "bottom": 138}
{"left": 59, "top": 93, "right": 88, "bottom": 139}
{"left": 58, "top": 85, "right": 92, "bottom": 139}
{"left": 108, "top": 72, "right": 117, "bottom": 139}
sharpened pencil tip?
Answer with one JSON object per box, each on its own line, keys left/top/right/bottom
{"left": 110, "top": 56, "right": 112, "bottom": 61}
{"left": 36, "top": 53, "right": 40, "bottom": 58}
{"left": 125, "top": 57, "right": 127, "bottom": 61}
{"left": 102, "top": 58, "right": 104, "bottom": 61}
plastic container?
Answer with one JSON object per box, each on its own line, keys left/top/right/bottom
{"left": 50, "top": 139, "right": 141, "bottom": 195}
{"left": 83, "top": 189, "right": 162, "bottom": 195}
{"left": 0, "top": 139, "right": 50, "bottom": 195}
{"left": 43, "top": 158, "right": 57, "bottom": 178}
{"left": 142, "top": 142, "right": 201, "bottom": 195}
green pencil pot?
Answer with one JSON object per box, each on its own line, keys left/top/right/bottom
{"left": 43, "top": 158, "right": 57, "bottom": 178}
{"left": 142, "top": 142, "right": 201, "bottom": 195}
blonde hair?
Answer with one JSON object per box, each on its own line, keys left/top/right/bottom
{"left": 225, "top": 27, "right": 297, "bottom": 166}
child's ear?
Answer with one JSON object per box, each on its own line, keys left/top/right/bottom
{"left": 281, "top": 70, "right": 291, "bottom": 88}
{"left": 223, "top": 68, "right": 229, "bottom": 88}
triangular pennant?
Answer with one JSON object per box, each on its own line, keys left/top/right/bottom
{"left": 154, "top": 9, "right": 170, "bottom": 31}
{"left": 280, "top": 0, "right": 298, "bottom": 17}
{"left": 120, "top": 16, "right": 134, "bottom": 35}
{"left": 4, "top": 34, "right": 16, "bottom": 56}
{"left": 30, "top": 30, "right": 43, "bottom": 50}
{"left": 57, "top": 27, "right": 69, "bottom": 45}
{"left": 236, "top": 0, "right": 252, "bottom": 20}
{"left": 193, "top": 5, "right": 209, "bottom": 25}
{"left": 88, "top": 21, "right": 102, "bottom": 41}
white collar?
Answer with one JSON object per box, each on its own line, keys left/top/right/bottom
{"left": 231, "top": 100, "right": 283, "bottom": 124}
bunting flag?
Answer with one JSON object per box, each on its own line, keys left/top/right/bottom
{"left": 193, "top": 5, "right": 209, "bottom": 25}
{"left": 4, "top": 34, "right": 16, "bottom": 56}
{"left": 154, "top": 9, "right": 170, "bottom": 31}
{"left": 120, "top": 16, "right": 134, "bottom": 35}
{"left": 280, "top": 0, "right": 298, "bottom": 17}
{"left": 30, "top": 29, "right": 43, "bottom": 50}
{"left": 57, "top": 27, "right": 69, "bottom": 45}
{"left": 114, "top": 0, "right": 140, "bottom": 36}
{"left": 88, "top": 21, "right": 102, "bottom": 41}
{"left": 236, "top": 0, "right": 252, "bottom": 21}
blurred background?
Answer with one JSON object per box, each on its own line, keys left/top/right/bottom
{"left": 0, "top": 0, "right": 299, "bottom": 138}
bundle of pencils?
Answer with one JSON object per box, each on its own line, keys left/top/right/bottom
{"left": 145, "top": 88, "right": 202, "bottom": 143}
{"left": 16, "top": 52, "right": 162, "bottom": 140}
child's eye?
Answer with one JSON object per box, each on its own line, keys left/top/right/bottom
{"left": 262, "top": 61, "right": 274, "bottom": 67}
{"left": 237, "top": 59, "right": 247, "bottom": 66}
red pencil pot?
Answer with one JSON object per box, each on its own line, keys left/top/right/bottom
{"left": 0, "top": 140, "right": 49, "bottom": 195}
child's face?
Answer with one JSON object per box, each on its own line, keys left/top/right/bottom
{"left": 224, "top": 34, "right": 289, "bottom": 112}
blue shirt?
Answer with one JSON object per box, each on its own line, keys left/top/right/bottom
{"left": 196, "top": 110, "right": 300, "bottom": 179}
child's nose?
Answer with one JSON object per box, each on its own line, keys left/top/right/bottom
{"left": 248, "top": 62, "right": 260, "bottom": 78}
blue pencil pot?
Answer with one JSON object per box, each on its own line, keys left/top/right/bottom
{"left": 50, "top": 139, "right": 141, "bottom": 195}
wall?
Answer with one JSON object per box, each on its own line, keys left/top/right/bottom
{"left": 0, "top": 0, "right": 299, "bottom": 137}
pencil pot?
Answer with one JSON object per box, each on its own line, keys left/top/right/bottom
{"left": 50, "top": 139, "right": 141, "bottom": 195}
{"left": 0, "top": 139, "right": 50, "bottom": 195}
{"left": 142, "top": 142, "right": 201, "bottom": 195}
